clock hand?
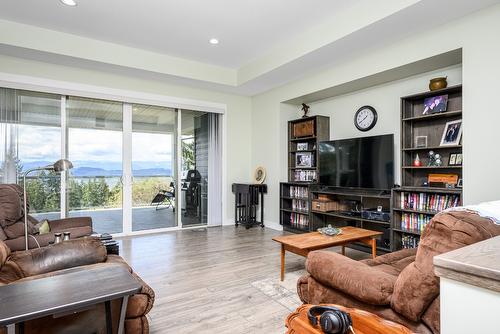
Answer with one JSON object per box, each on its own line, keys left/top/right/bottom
{"left": 360, "top": 115, "right": 368, "bottom": 123}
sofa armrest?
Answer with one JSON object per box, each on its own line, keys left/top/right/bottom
{"left": 306, "top": 251, "right": 397, "bottom": 305}
{"left": 7, "top": 238, "right": 106, "bottom": 278}
{"left": 49, "top": 217, "right": 92, "bottom": 232}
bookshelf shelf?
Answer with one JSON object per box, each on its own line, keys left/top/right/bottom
{"left": 402, "top": 110, "right": 461, "bottom": 122}
{"left": 393, "top": 228, "right": 421, "bottom": 236}
{"left": 402, "top": 166, "right": 462, "bottom": 169}
{"left": 402, "top": 145, "right": 462, "bottom": 151}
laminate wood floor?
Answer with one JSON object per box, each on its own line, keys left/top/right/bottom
{"left": 117, "top": 226, "right": 368, "bottom": 334}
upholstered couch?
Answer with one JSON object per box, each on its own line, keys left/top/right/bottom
{"left": 0, "top": 237, "right": 155, "bottom": 334}
{"left": 0, "top": 184, "right": 92, "bottom": 251}
{"left": 297, "top": 210, "right": 500, "bottom": 333}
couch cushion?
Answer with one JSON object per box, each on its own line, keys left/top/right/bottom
{"left": 0, "top": 240, "right": 10, "bottom": 267}
{"left": 0, "top": 184, "right": 24, "bottom": 228}
{"left": 307, "top": 251, "right": 397, "bottom": 305}
{"left": 391, "top": 211, "right": 500, "bottom": 321}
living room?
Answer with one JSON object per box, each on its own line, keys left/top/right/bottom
{"left": 0, "top": 1, "right": 499, "bottom": 333}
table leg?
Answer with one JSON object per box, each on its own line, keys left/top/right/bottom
{"left": 117, "top": 296, "right": 129, "bottom": 334}
{"left": 280, "top": 244, "right": 285, "bottom": 281}
{"left": 105, "top": 300, "right": 113, "bottom": 334}
{"left": 371, "top": 238, "right": 377, "bottom": 259}
{"left": 341, "top": 245, "right": 346, "bottom": 256}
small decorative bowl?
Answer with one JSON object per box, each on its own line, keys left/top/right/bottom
{"left": 318, "top": 224, "right": 341, "bottom": 236}
{"left": 429, "top": 77, "right": 448, "bottom": 91}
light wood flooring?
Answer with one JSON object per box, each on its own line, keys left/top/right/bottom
{"left": 118, "top": 226, "right": 368, "bottom": 334}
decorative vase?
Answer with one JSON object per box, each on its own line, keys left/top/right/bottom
{"left": 429, "top": 77, "right": 448, "bottom": 91}
{"left": 63, "top": 232, "right": 71, "bottom": 241}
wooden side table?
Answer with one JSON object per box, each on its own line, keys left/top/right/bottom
{"left": 286, "top": 304, "right": 414, "bottom": 334}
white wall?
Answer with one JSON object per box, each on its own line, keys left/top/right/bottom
{"left": 251, "top": 4, "right": 500, "bottom": 228}
{"left": 0, "top": 54, "right": 252, "bottom": 225}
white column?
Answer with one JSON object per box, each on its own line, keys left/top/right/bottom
{"left": 122, "top": 103, "right": 133, "bottom": 234}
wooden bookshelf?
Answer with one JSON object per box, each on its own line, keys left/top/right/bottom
{"left": 280, "top": 115, "right": 330, "bottom": 233}
{"left": 394, "top": 84, "right": 463, "bottom": 251}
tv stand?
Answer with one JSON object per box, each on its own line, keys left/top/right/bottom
{"left": 309, "top": 185, "right": 393, "bottom": 254}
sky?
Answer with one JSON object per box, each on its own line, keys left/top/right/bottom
{"left": 18, "top": 125, "right": 173, "bottom": 168}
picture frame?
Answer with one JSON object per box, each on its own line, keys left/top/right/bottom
{"left": 296, "top": 143, "right": 308, "bottom": 151}
{"left": 423, "top": 94, "right": 448, "bottom": 115}
{"left": 448, "top": 152, "right": 462, "bottom": 166}
{"left": 440, "top": 119, "right": 463, "bottom": 146}
{"left": 457, "top": 178, "right": 463, "bottom": 188}
{"left": 415, "top": 135, "right": 428, "bottom": 148}
{"left": 296, "top": 152, "right": 313, "bottom": 168}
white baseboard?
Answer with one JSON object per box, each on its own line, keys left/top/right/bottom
{"left": 224, "top": 217, "right": 282, "bottom": 231}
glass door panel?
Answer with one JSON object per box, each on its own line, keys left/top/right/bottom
{"left": 180, "top": 110, "right": 209, "bottom": 226}
{"left": 0, "top": 88, "right": 62, "bottom": 221}
{"left": 66, "top": 97, "right": 123, "bottom": 234}
{"left": 132, "top": 104, "right": 176, "bottom": 231}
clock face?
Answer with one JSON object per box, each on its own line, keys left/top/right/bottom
{"left": 354, "top": 106, "right": 377, "bottom": 131}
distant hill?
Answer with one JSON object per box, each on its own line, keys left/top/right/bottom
{"left": 21, "top": 161, "right": 172, "bottom": 177}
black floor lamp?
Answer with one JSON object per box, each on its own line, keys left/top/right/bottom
{"left": 22, "top": 159, "right": 73, "bottom": 250}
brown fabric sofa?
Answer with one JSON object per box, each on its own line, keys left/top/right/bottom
{"left": 0, "top": 184, "right": 92, "bottom": 251}
{"left": 297, "top": 210, "right": 500, "bottom": 333}
{"left": 0, "top": 237, "right": 155, "bottom": 334}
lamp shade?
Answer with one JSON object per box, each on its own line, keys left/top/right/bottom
{"left": 52, "top": 159, "right": 73, "bottom": 172}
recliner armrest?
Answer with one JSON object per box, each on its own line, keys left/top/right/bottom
{"left": 7, "top": 238, "right": 106, "bottom": 279}
{"left": 306, "top": 251, "right": 397, "bottom": 305}
{"left": 49, "top": 217, "right": 93, "bottom": 232}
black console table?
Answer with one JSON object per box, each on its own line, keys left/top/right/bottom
{"left": 232, "top": 183, "right": 267, "bottom": 229}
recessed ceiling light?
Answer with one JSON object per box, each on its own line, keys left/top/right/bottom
{"left": 209, "top": 38, "right": 219, "bottom": 45}
{"left": 60, "top": 0, "right": 77, "bottom": 6}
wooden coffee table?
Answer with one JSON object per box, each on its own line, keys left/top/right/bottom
{"left": 272, "top": 226, "right": 382, "bottom": 281}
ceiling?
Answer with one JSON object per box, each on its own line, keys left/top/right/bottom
{"left": 0, "top": 0, "right": 360, "bottom": 68}
{"left": 0, "top": 0, "right": 499, "bottom": 96}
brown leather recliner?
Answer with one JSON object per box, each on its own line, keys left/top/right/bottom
{"left": 297, "top": 210, "right": 500, "bottom": 333}
{"left": 0, "top": 238, "right": 155, "bottom": 334}
{"left": 0, "top": 184, "right": 93, "bottom": 251}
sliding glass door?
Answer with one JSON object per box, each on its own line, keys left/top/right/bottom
{"left": 66, "top": 97, "right": 123, "bottom": 234}
{"left": 131, "top": 104, "right": 177, "bottom": 231}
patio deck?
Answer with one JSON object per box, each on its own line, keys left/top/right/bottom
{"left": 33, "top": 205, "right": 202, "bottom": 234}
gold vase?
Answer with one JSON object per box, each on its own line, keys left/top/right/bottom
{"left": 429, "top": 77, "right": 448, "bottom": 91}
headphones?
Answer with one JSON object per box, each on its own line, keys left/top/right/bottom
{"left": 307, "top": 306, "right": 353, "bottom": 334}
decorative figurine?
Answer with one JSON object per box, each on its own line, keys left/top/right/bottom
{"left": 301, "top": 103, "right": 310, "bottom": 118}
{"left": 428, "top": 151, "right": 443, "bottom": 166}
{"left": 413, "top": 154, "right": 422, "bottom": 167}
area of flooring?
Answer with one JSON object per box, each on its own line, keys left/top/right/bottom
{"left": 118, "top": 226, "right": 369, "bottom": 333}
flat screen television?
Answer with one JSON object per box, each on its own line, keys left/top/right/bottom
{"left": 319, "top": 134, "right": 394, "bottom": 190}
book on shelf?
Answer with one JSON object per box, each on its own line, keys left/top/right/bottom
{"left": 400, "top": 213, "right": 431, "bottom": 233}
{"left": 401, "top": 234, "right": 419, "bottom": 249}
{"left": 293, "top": 170, "right": 317, "bottom": 182}
{"left": 399, "top": 192, "right": 460, "bottom": 212}
{"left": 292, "top": 199, "right": 308, "bottom": 212}
{"left": 289, "top": 213, "right": 309, "bottom": 229}
{"left": 289, "top": 186, "right": 309, "bottom": 198}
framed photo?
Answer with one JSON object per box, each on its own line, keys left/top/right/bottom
{"left": 448, "top": 152, "right": 462, "bottom": 166}
{"left": 440, "top": 120, "right": 462, "bottom": 146}
{"left": 457, "top": 178, "right": 463, "bottom": 188}
{"left": 296, "top": 152, "right": 313, "bottom": 167}
{"left": 296, "top": 143, "right": 308, "bottom": 151}
{"left": 423, "top": 94, "right": 448, "bottom": 115}
{"left": 415, "top": 135, "right": 428, "bottom": 148}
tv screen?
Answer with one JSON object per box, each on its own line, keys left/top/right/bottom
{"left": 319, "top": 134, "right": 394, "bottom": 190}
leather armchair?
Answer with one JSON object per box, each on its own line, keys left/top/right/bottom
{"left": 297, "top": 210, "right": 500, "bottom": 334}
{"left": 0, "top": 238, "right": 155, "bottom": 334}
{"left": 0, "top": 184, "right": 93, "bottom": 251}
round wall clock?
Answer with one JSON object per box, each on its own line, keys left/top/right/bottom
{"left": 354, "top": 105, "right": 377, "bottom": 131}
